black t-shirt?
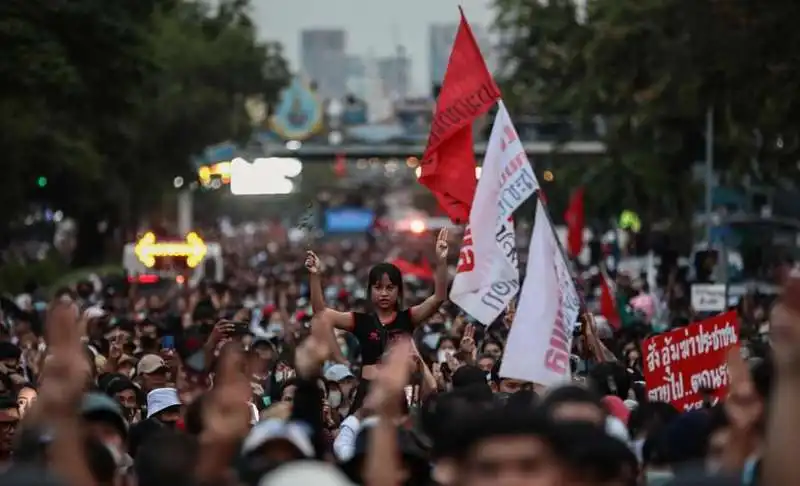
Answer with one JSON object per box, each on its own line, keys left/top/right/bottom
{"left": 351, "top": 309, "right": 414, "bottom": 365}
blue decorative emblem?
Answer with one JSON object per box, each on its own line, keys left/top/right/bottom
{"left": 270, "top": 77, "right": 323, "bottom": 141}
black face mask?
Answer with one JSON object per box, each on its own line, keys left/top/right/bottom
{"left": 153, "top": 417, "right": 177, "bottom": 429}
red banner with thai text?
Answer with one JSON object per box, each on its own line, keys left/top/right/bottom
{"left": 642, "top": 311, "right": 739, "bottom": 411}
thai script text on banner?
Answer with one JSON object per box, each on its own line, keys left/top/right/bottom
{"left": 450, "top": 101, "right": 539, "bottom": 324}
{"left": 499, "top": 200, "right": 581, "bottom": 386}
{"left": 642, "top": 311, "right": 739, "bottom": 411}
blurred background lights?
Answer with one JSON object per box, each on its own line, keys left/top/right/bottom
{"left": 543, "top": 170, "right": 554, "bottom": 182}
{"left": 414, "top": 166, "right": 482, "bottom": 179}
{"left": 409, "top": 219, "right": 426, "bottom": 234}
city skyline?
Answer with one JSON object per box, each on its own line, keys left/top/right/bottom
{"left": 251, "top": 0, "right": 496, "bottom": 96}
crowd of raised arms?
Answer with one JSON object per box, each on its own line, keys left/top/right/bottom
{"left": 0, "top": 233, "right": 799, "bottom": 486}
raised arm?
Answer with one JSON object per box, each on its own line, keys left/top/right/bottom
{"left": 305, "top": 251, "right": 353, "bottom": 364}
{"left": 305, "top": 250, "right": 355, "bottom": 331}
{"left": 410, "top": 229, "right": 449, "bottom": 325}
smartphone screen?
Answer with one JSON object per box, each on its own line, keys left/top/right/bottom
{"left": 222, "top": 320, "right": 250, "bottom": 337}
{"left": 161, "top": 336, "right": 175, "bottom": 350}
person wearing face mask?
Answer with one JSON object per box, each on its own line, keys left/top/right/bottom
{"left": 103, "top": 375, "right": 142, "bottom": 424}
{"left": 324, "top": 364, "right": 358, "bottom": 417}
{"left": 136, "top": 320, "right": 161, "bottom": 355}
{"left": 248, "top": 338, "right": 277, "bottom": 391}
{"left": 435, "top": 337, "right": 457, "bottom": 365}
{"left": 480, "top": 339, "right": 503, "bottom": 361}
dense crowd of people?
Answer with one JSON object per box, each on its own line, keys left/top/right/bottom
{"left": 0, "top": 228, "right": 796, "bottom": 486}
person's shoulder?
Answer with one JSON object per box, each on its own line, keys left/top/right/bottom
{"left": 350, "top": 311, "right": 372, "bottom": 329}
{"left": 396, "top": 308, "right": 415, "bottom": 329}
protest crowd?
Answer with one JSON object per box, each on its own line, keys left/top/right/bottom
{"left": 3, "top": 8, "right": 800, "bottom": 486}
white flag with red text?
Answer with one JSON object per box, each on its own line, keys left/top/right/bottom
{"left": 500, "top": 200, "right": 581, "bottom": 386}
{"left": 450, "top": 101, "right": 539, "bottom": 325}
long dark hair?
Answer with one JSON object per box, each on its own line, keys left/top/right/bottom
{"left": 367, "top": 262, "right": 404, "bottom": 310}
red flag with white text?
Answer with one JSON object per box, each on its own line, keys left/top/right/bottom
{"left": 419, "top": 8, "right": 500, "bottom": 224}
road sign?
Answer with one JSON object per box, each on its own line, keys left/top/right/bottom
{"left": 134, "top": 232, "right": 207, "bottom": 268}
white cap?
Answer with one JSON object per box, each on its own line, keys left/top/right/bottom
{"left": 146, "top": 388, "right": 180, "bottom": 418}
{"left": 605, "top": 416, "right": 630, "bottom": 443}
{"left": 242, "top": 419, "right": 314, "bottom": 458}
{"left": 259, "top": 461, "right": 354, "bottom": 486}
{"left": 323, "top": 364, "right": 355, "bottom": 382}
{"left": 84, "top": 306, "right": 107, "bottom": 320}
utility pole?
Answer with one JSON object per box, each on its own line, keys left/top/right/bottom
{"left": 704, "top": 107, "right": 714, "bottom": 243}
{"left": 704, "top": 107, "right": 728, "bottom": 284}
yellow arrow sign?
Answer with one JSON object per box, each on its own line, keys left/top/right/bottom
{"left": 134, "top": 231, "right": 207, "bottom": 268}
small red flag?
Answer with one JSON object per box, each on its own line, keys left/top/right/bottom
{"left": 334, "top": 153, "right": 347, "bottom": 178}
{"left": 565, "top": 187, "right": 585, "bottom": 258}
{"left": 600, "top": 270, "right": 621, "bottom": 330}
{"left": 420, "top": 8, "right": 500, "bottom": 224}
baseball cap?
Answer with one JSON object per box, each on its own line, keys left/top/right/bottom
{"left": 146, "top": 388, "right": 180, "bottom": 418}
{"left": 136, "top": 354, "right": 167, "bottom": 375}
{"left": 83, "top": 306, "right": 106, "bottom": 320}
{"left": 81, "top": 393, "right": 128, "bottom": 438}
{"left": 324, "top": 364, "right": 355, "bottom": 382}
{"left": 241, "top": 419, "right": 314, "bottom": 458}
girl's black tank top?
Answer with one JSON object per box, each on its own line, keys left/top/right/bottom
{"left": 351, "top": 308, "right": 414, "bottom": 365}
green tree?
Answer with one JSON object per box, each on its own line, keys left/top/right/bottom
{"left": 494, "top": 0, "right": 800, "bottom": 224}
{"left": 0, "top": 0, "right": 289, "bottom": 265}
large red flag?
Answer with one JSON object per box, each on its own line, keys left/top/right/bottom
{"left": 420, "top": 8, "right": 500, "bottom": 224}
{"left": 564, "top": 187, "right": 585, "bottom": 258}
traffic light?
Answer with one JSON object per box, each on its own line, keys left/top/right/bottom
{"left": 37, "top": 176, "right": 47, "bottom": 188}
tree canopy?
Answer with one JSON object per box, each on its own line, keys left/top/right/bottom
{"left": 0, "top": 0, "right": 289, "bottom": 262}
{"left": 494, "top": 0, "right": 800, "bottom": 223}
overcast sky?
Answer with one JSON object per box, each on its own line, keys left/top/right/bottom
{"left": 251, "top": 0, "right": 495, "bottom": 95}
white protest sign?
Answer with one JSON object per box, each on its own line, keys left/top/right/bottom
{"left": 691, "top": 283, "right": 727, "bottom": 312}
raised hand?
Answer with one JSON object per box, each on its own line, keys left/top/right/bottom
{"left": 770, "top": 266, "right": 800, "bottom": 375}
{"left": 39, "top": 302, "right": 88, "bottom": 415}
{"left": 725, "top": 347, "right": 763, "bottom": 433}
{"left": 365, "top": 338, "right": 413, "bottom": 416}
{"left": 202, "top": 342, "right": 252, "bottom": 443}
{"left": 435, "top": 229, "right": 449, "bottom": 261}
{"left": 304, "top": 250, "right": 322, "bottom": 274}
{"left": 294, "top": 335, "right": 331, "bottom": 378}
{"left": 460, "top": 323, "right": 477, "bottom": 358}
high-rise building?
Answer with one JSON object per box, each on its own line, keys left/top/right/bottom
{"left": 428, "top": 23, "right": 495, "bottom": 90}
{"left": 300, "top": 29, "right": 348, "bottom": 99}
{"left": 377, "top": 46, "right": 411, "bottom": 100}
{"left": 345, "top": 56, "right": 367, "bottom": 98}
